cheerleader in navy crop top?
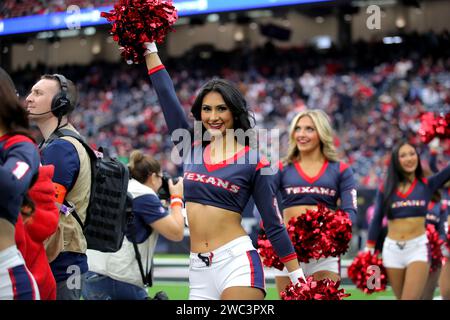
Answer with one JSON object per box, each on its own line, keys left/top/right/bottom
{"left": 367, "top": 159, "right": 450, "bottom": 246}
{"left": 427, "top": 146, "right": 450, "bottom": 300}
{"left": 270, "top": 109, "right": 357, "bottom": 296}
{"left": 275, "top": 160, "right": 357, "bottom": 222}
{"left": 0, "top": 66, "right": 40, "bottom": 300}
{"left": 422, "top": 193, "right": 449, "bottom": 300}
{"left": 143, "top": 45, "right": 303, "bottom": 300}
{"left": 367, "top": 141, "right": 450, "bottom": 300}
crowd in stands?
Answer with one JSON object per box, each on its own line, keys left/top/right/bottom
{"left": 10, "top": 31, "right": 450, "bottom": 189}
{"left": 0, "top": 0, "right": 115, "bottom": 19}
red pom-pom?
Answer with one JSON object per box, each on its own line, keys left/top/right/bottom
{"left": 287, "top": 204, "right": 352, "bottom": 262}
{"left": 101, "top": 0, "right": 178, "bottom": 63}
{"left": 426, "top": 224, "right": 444, "bottom": 273}
{"left": 347, "top": 250, "right": 387, "bottom": 294}
{"left": 281, "top": 276, "right": 350, "bottom": 300}
{"left": 256, "top": 229, "right": 285, "bottom": 271}
{"left": 418, "top": 112, "right": 450, "bottom": 143}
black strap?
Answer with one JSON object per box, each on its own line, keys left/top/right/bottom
{"left": 129, "top": 219, "right": 153, "bottom": 287}
{"left": 132, "top": 240, "right": 152, "bottom": 287}
{"left": 41, "top": 129, "right": 96, "bottom": 160}
{"left": 45, "top": 129, "right": 87, "bottom": 150}
{"left": 64, "top": 200, "right": 84, "bottom": 229}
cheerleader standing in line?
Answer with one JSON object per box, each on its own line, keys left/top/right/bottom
{"left": 272, "top": 109, "right": 358, "bottom": 296}
{"left": 367, "top": 141, "right": 450, "bottom": 300}
{"left": 421, "top": 191, "right": 447, "bottom": 299}
{"left": 428, "top": 144, "right": 450, "bottom": 299}
{"left": 141, "top": 43, "right": 305, "bottom": 300}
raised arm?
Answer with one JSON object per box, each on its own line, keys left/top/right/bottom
{"left": 428, "top": 163, "right": 450, "bottom": 193}
{"left": 145, "top": 50, "right": 190, "bottom": 136}
{"left": 428, "top": 138, "right": 439, "bottom": 174}
{"left": 429, "top": 151, "right": 439, "bottom": 174}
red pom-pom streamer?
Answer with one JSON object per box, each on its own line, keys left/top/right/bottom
{"left": 281, "top": 275, "right": 350, "bottom": 300}
{"left": 257, "top": 229, "right": 285, "bottom": 271}
{"left": 347, "top": 250, "right": 387, "bottom": 294}
{"left": 418, "top": 112, "right": 450, "bottom": 143}
{"left": 101, "top": 0, "right": 178, "bottom": 63}
{"left": 287, "top": 204, "right": 352, "bottom": 262}
{"left": 426, "top": 224, "right": 444, "bottom": 273}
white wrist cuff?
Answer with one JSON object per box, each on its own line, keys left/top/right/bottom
{"left": 181, "top": 208, "right": 188, "bottom": 227}
{"left": 288, "top": 268, "right": 306, "bottom": 284}
{"left": 144, "top": 42, "right": 158, "bottom": 56}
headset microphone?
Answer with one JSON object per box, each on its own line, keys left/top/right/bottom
{"left": 27, "top": 109, "right": 54, "bottom": 116}
{"left": 27, "top": 103, "right": 67, "bottom": 116}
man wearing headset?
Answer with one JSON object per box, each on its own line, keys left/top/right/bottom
{"left": 26, "top": 74, "right": 91, "bottom": 300}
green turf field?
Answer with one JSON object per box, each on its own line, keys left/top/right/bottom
{"left": 148, "top": 281, "right": 397, "bottom": 300}
{"left": 149, "top": 254, "right": 444, "bottom": 300}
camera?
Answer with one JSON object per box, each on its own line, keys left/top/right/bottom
{"left": 157, "top": 172, "right": 179, "bottom": 200}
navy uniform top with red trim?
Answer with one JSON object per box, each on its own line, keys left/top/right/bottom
{"left": 429, "top": 152, "right": 450, "bottom": 229}
{"left": 273, "top": 160, "right": 358, "bottom": 223}
{"left": 0, "top": 134, "right": 40, "bottom": 225}
{"left": 148, "top": 65, "right": 296, "bottom": 263}
{"left": 426, "top": 200, "right": 448, "bottom": 240}
{"left": 367, "top": 164, "right": 450, "bottom": 245}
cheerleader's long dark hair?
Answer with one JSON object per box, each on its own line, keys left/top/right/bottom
{"left": 0, "top": 67, "right": 31, "bottom": 137}
{"left": 382, "top": 141, "right": 424, "bottom": 219}
{"left": 190, "top": 78, "right": 256, "bottom": 148}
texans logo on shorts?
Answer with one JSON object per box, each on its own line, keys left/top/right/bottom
{"left": 396, "top": 241, "right": 406, "bottom": 250}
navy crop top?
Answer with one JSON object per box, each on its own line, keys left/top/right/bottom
{"left": 183, "top": 144, "right": 274, "bottom": 213}
{"left": 273, "top": 160, "right": 358, "bottom": 223}
{"left": 367, "top": 164, "right": 450, "bottom": 245}
{"left": 0, "top": 134, "right": 40, "bottom": 225}
{"left": 148, "top": 65, "right": 297, "bottom": 262}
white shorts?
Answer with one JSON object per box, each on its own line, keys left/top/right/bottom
{"left": 189, "top": 236, "right": 265, "bottom": 300}
{"left": 0, "top": 245, "right": 40, "bottom": 300}
{"left": 382, "top": 234, "right": 429, "bottom": 269}
{"left": 273, "top": 256, "right": 340, "bottom": 277}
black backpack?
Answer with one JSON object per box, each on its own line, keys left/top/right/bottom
{"left": 43, "top": 128, "right": 132, "bottom": 253}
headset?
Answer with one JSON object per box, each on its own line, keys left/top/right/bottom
{"left": 28, "top": 74, "right": 73, "bottom": 117}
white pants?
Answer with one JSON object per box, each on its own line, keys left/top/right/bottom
{"left": 0, "top": 245, "right": 40, "bottom": 300}
{"left": 189, "top": 236, "right": 265, "bottom": 300}
{"left": 274, "top": 256, "right": 340, "bottom": 277}
{"left": 382, "top": 234, "right": 429, "bottom": 269}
